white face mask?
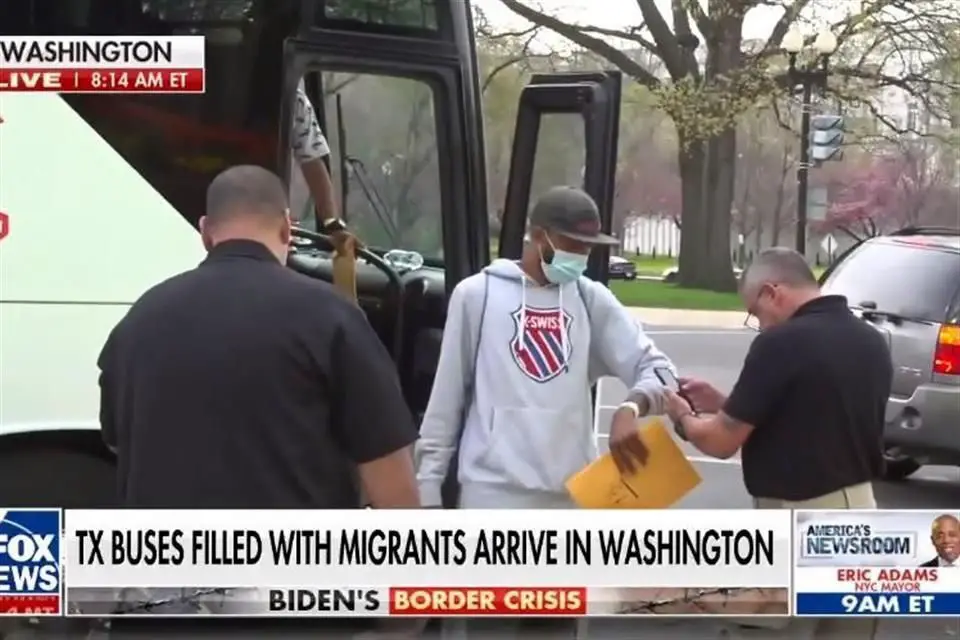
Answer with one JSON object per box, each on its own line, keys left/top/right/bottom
{"left": 540, "top": 236, "right": 589, "bottom": 284}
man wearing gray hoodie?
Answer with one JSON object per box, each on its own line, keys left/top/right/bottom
{"left": 416, "top": 186, "right": 676, "bottom": 514}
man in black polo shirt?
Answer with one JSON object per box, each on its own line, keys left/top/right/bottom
{"left": 663, "top": 247, "right": 891, "bottom": 508}
{"left": 98, "top": 165, "right": 419, "bottom": 633}
{"left": 663, "top": 247, "right": 890, "bottom": 638}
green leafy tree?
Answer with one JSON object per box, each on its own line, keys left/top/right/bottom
{"left": 498, "top": 0, "right": 960, "bottom": 291}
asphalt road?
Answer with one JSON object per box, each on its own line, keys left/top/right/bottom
{"left": 594, "top": 325, "right": 960, "bottom": 509}
{"left": 586, "top": 325, "right": 960, "bottom": 639}
{"left": 7, "top": 326, "right": 955, "bottom": 640}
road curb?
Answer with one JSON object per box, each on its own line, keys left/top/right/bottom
{"left": 627, "top": 307, "right": 746, "bottom": 329}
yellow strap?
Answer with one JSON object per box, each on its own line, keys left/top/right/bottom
{"left": 331, "top": 232, "right": 358, "bottom": 304}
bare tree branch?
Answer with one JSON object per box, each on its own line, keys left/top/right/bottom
{"left": 577, "top": 24, "right": 660, "bottom": 61}
{"left": 497, "top": 0, "right": 663, "bottom": 87}
{"left": 479, "top": 27, "right": 543, "bottom": 92}
{"left": 761, "top": 0, "right": 816, "bottom": 54}
{"left": 671, "top": 0, "right": 704, "bottom": 79}
{"left": 678, "top": 0, "right": 711, "bottom": 45}
{"left": 633, "top": 0, "right": 689, "bottom": 80}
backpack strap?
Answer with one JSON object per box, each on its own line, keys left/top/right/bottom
{"left": 576, "top": 277, "right": 593, "bottom": 327}
{"left": 462, "top": 273, "right": 490, "bottom": 418}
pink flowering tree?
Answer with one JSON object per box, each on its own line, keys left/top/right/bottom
{"left": 818, "top": 147, "right": 960, "bottom": 240}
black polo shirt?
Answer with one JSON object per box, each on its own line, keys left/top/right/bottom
{"left": 724, "top": 295, "right": 893, "bottom": 501}
{"left": 97, "top": 239, "right": 417, "bottom": 508}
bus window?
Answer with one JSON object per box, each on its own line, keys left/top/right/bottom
{"left": 319, "top": 0, "right": 439, "bottom": 30}
{"left": 291, "top": 69, "right": 442, "bottom": 260}
{"left": 491, "top": 113, "right": 585, "bottom": 257}
{"left": 528, "top": 113, "right": 586, "bottom": 209}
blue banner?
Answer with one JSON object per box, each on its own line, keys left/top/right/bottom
{"left": 796, "top": 593, "right": 960, "bottom": 616}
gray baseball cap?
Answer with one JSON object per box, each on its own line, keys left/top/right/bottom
{"left": 529, "top": 186, "right": 618, "bottom": 245}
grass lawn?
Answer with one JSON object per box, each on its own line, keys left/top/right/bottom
{"left": 629, "top": 255, "right": 678, "bottom": 276}
{"left": 627, "top": 255, "right": 827, "bottom": 279}
{"left": 610, "top": 279, "right": 744, "bottom": 311}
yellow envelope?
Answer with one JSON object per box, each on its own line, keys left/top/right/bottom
{"left": 565, "top": 418, "right": 701, "bottom": 509}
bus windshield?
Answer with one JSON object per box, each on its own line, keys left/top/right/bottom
{"left": 290, "top": 70, "right": 443, "bottom": 259}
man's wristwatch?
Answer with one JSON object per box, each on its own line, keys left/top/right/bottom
{"left": 321, "top": 217, "right": 348, "bottom": 234}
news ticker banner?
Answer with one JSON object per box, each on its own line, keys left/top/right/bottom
{"left": 0, "top": 36, "right": 204, "bottom": 93}
{"left": 795, "top": 510, "right": 960, "bottom": 617}
{"left": 2, "top": 508, "right": 789, "bottom": 617}
{"left": 5, "top": 508, "right": 959, "bottom": 618}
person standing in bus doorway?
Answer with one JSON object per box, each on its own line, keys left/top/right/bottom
{"left": 416, "top": 186, "right": 676, "bottom": 638}
{"left": 98, "top": 165, "right": 420, "bottom": 637}
{"left": 292, "top": 78, "right": 363, "bottom": 269}
{"left": 292, "top": 79, "right": 340, "bottom": 227}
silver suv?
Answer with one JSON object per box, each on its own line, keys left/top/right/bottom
{"left": 820, "top": 228, "right": 960, "bottom": 481}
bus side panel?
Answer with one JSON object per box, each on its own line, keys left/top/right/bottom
{"left": 0, "top": 304, "right": 131, "bottom": 435}
{"left": 0, "top": 94, "right": 203, "bottom": 436}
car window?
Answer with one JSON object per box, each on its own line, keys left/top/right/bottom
{"left": 823, "top": 240, "right": 960, "bottom": 322}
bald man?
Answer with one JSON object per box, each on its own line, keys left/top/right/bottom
{"left": 99, "top": 166, "right": 420, "bottom": 634}
{"left": 922, "top": 515, "right": 960, "bottom": 567}
{"left": 99, "top": 165, "right": 418, "bottom": 510}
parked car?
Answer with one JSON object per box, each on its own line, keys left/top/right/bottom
{"left": 608, "top": 255, "right": 637, "bottom": 280}
{"left": 661, "top": 265, "right": 742, "bottom": 283}
{"left": 819, "top": 227, "right": 960, "bottom": 481}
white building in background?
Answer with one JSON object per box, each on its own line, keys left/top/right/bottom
{"left": 620, "top": 216, "right": 681, "bottom": 257}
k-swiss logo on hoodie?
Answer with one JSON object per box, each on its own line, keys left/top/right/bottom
{"left": 510, "top": 306, "right": 573, "bottom": 382}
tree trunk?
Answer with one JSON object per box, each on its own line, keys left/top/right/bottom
{"left": 736, "top": 161, "right": 754, "bottom": 252}
{"left": 754, "top": 207, "right": 764, "bottom": 255}
{"left": 771, "top": 184, "right": 785, "bottom": 246}
{"left": 676, "top": 131, "right": 738, "bottom": 292}
{"left": 675, "top": 10, "right": 742, "bottom": 293}
{"left": 771, "top": 151, "right": 790, "bottom": 246}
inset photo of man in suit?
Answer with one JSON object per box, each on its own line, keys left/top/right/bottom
{"left": 921, "top": 514, "right": 960, "bottom": 567}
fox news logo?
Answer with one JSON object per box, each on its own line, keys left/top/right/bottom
{"left": 0, "top": 509, "right": 61, "bottom": 615}
{"left": 801, "top": 523, "right": 914, "bottom": 558}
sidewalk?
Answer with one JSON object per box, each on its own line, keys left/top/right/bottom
{"left": 628, "top": 307, "right": 746, "bottom": 329}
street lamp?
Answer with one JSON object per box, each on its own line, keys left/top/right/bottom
{"left": 782, "top": 28, "right": 837, "bottom": 256}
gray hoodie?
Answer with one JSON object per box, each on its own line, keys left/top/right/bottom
{"left": 415, "top": 259, "right": 676, "bottom": 507}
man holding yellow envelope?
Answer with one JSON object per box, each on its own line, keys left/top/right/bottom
{"left": 415, "top": 186, "right": 675, "bottom": 638}
{"left": 415, "top": 186, "right": 675, "bottom": 512}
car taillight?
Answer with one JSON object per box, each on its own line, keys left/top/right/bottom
{"left": 933, "top": 324, "right": 960, "bottom": 375}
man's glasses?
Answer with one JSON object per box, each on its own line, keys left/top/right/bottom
{"left": 742, "top": 282, "right": 779, "bottom": 332}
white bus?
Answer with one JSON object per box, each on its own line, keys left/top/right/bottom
{"left": 0, "top": 0, "right": 621, "bottom": 509}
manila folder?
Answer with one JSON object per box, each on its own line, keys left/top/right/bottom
{"left": 565, "top": 418, "right": 701, "bottom": 509}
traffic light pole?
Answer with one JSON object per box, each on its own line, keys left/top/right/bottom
{"left": 796, "top": 81, "right": 813, "bottom": 256}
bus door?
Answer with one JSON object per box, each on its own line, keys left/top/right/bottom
{"left": 497, "top": 71, "right": 622, "bottom": 281}
{"left": 282, "top": 0, "right": 488, "bottom": 291}
{"left": 280, "top": 1, "right": 491, "bottom": 419}
{"left": 496, "top": 72, "right": 622, "bottom": 453}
